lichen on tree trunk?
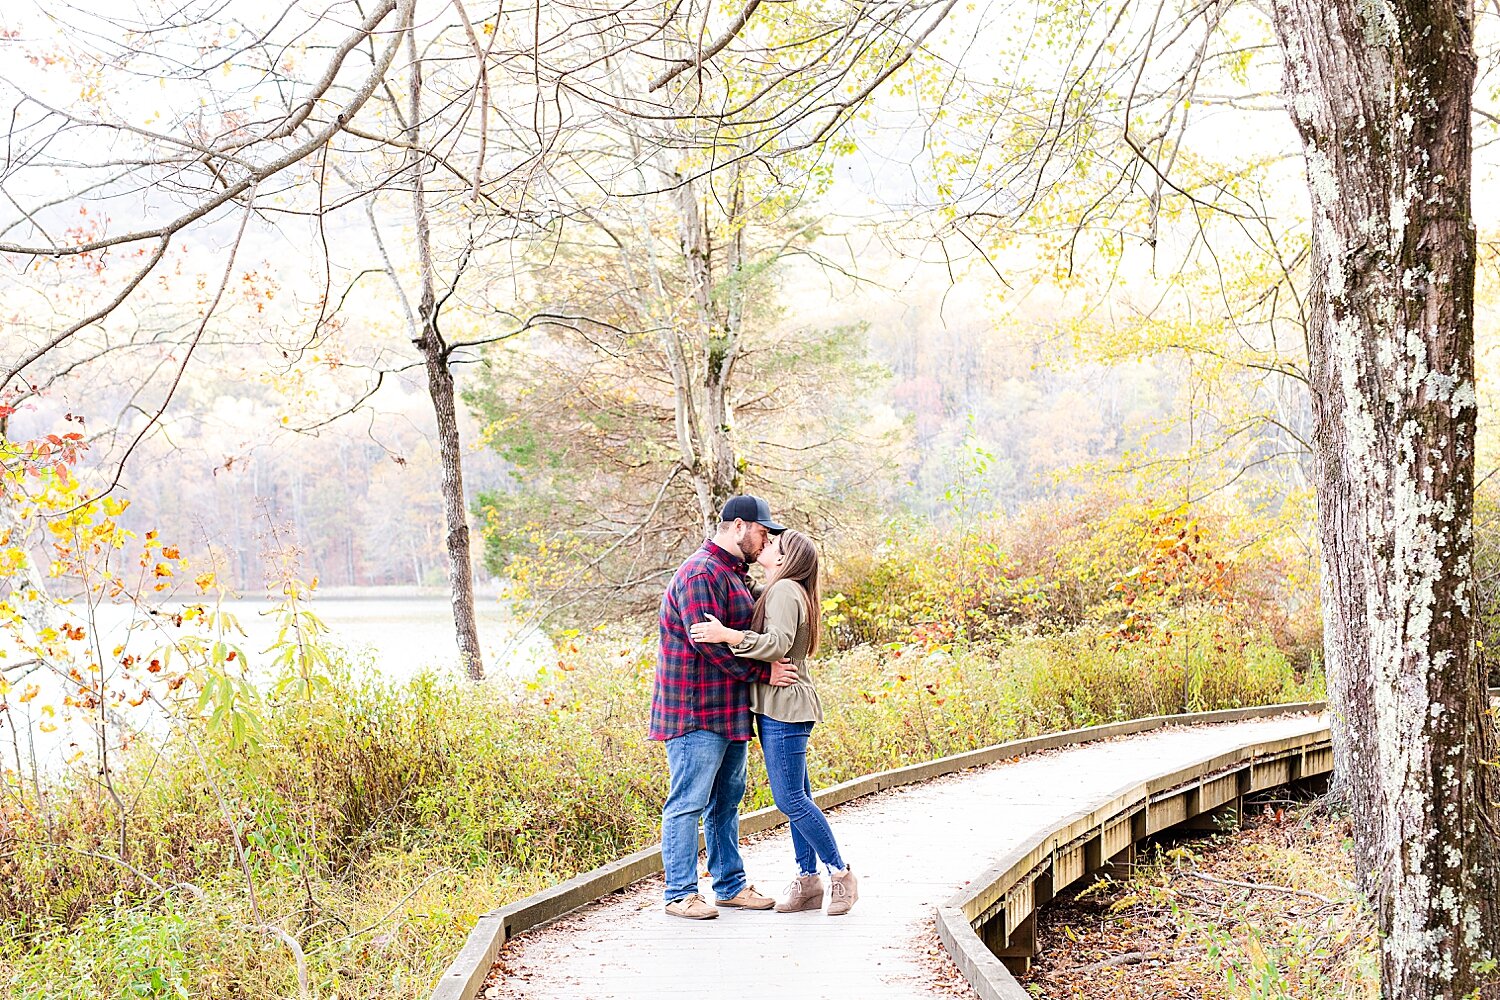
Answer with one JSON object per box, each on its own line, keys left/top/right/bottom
{"left": 1272, "top": 0, "right": 1500, "bottom": 994}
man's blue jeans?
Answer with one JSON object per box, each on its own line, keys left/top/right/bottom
{"left": 661, "top": 730, "right": 749, "bottom": 903}
{"left": 758, "top": 715, "right": 846, "bottom": 875}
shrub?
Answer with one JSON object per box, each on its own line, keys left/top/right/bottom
{"left": 822, "top": 491, "right": 1321, "bottom": 669}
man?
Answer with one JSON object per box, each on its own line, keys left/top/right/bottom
{"left": 650, "top": 495, "right": 799, "bottom": 920}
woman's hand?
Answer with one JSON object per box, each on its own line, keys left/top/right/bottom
{"left": 690, "top": 613, "right": 743, "bottom": 645}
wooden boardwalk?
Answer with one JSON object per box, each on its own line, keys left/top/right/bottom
{"left": 484, "top": 714, "right": 1325, "bottom": 1000}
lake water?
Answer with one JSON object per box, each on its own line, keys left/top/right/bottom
{"left": 2, "top": 593, "right": 556, "bottom": 769}
{"left": 212, "top": 594, "right": 557, "bottom": 681}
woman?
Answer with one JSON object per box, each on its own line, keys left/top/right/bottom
{"left": 690, "top": 529, "right": 858, "bottom": 916}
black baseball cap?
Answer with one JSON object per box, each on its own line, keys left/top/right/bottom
{"left": 720, "top": 495, "right": 786, "bottom": 533}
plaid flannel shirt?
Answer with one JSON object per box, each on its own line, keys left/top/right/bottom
{"left": 649, "top": 540, "right": 770, "bottom": 741}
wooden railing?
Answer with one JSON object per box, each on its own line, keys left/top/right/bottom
{"left": 933, "top": 726, "right": 1334, "bottom": 998}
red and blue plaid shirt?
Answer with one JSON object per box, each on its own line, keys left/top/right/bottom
{"left": 649, "top": 540, "right": 770, "bottom": 741}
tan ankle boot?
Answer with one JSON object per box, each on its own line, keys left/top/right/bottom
{"left": 775, "top": 874, "right": 824, "bottom": 913}
{"left": 826, "top": 866, "right": 858, "bottom": 916}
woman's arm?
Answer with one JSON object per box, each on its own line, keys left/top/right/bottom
{"left": 691, "top": 582, "right": 801, "bottom": 663}
{"left": 689, "top": 613, "right": 747, "bottom": 647}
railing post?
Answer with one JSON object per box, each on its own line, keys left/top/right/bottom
{"left": 994, "top": 913, "right": 1037, "bottom": 975}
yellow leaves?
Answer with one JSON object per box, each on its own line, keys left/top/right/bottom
{"left": 154, "top": 562, "right": 174, "bottom": 579}
{"left": 195, "top": 572, "right": 217, "bottom": 591}
{"left": 102, "top": 496, "right": 130, "bottom": 517}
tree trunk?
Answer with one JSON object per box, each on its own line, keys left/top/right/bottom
{"left": 706, "top": 171, "right": 747, "bottom": 507}
{"left": 1273, "top": 1, "right": 1500, "bottom": 995}
{"left": 408, "top": 28, "right": 484, "bottom": 681}
{"left": 674, "top": 172, "right": 742, "bottom": 516}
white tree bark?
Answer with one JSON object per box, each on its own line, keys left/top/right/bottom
{"left": 1272, "top": 1, "right": 1500, "bottom": 994}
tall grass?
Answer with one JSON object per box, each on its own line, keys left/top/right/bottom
{"left": 1, "top": 624, "right": 1320, "bottom": 1000}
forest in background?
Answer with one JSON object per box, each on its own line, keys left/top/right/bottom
{"left": 8, "top": 263, "right": 1184, "bottom": 596}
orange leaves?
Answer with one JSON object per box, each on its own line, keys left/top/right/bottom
{"left": 7, "top": 430, "right": 88, "bottom": 482}
{"left": 1110, "top": 506, "right": 1242, "bottom": 646}
{"left": 62, "top": 689, "right": 99, "bottom": 712}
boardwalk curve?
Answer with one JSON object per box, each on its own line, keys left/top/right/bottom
{"left": 448, "top": 709, "right": 1328, "bottom": 1000}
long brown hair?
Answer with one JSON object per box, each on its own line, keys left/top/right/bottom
{"left": 750, "top": 529, "right": 822, "bottom": 656}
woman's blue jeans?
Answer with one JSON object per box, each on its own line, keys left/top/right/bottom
{"left": 757, "top": 715, "right": 846, "bottom": 875}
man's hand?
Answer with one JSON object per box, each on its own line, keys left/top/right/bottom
{"left": 769, "top": 658, "right": 798, "bottom": 687}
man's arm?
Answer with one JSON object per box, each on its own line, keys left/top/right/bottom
{"left": 682, "top": 571, "right": 770, "bottom": 683}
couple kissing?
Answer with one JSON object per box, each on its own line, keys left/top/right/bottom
{"left": 648, "top": 494, "right": 858, "bottom": 921}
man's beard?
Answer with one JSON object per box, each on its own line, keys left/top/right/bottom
{"left": 740, "top": 532, "right": 763, "bottom": 562}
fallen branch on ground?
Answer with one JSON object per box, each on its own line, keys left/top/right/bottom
{"left": 1184, "top": 870, "right": 1331, "bottom": 904}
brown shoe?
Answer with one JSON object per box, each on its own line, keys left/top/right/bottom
{"left": 665, "top": 894, "right": 719, "bottom": 920}
{"left": 775, "top": 874, "right": 824, "bottom": 913}
{"left": 826, "top": 866, "right": 858, "bottom": 916}
{"left": 716, "top": 884, "right": 775, "bottom": 910}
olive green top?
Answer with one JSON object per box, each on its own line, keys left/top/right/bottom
{"left": 733, "top": 577, "right": 824, "bottom": 724}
